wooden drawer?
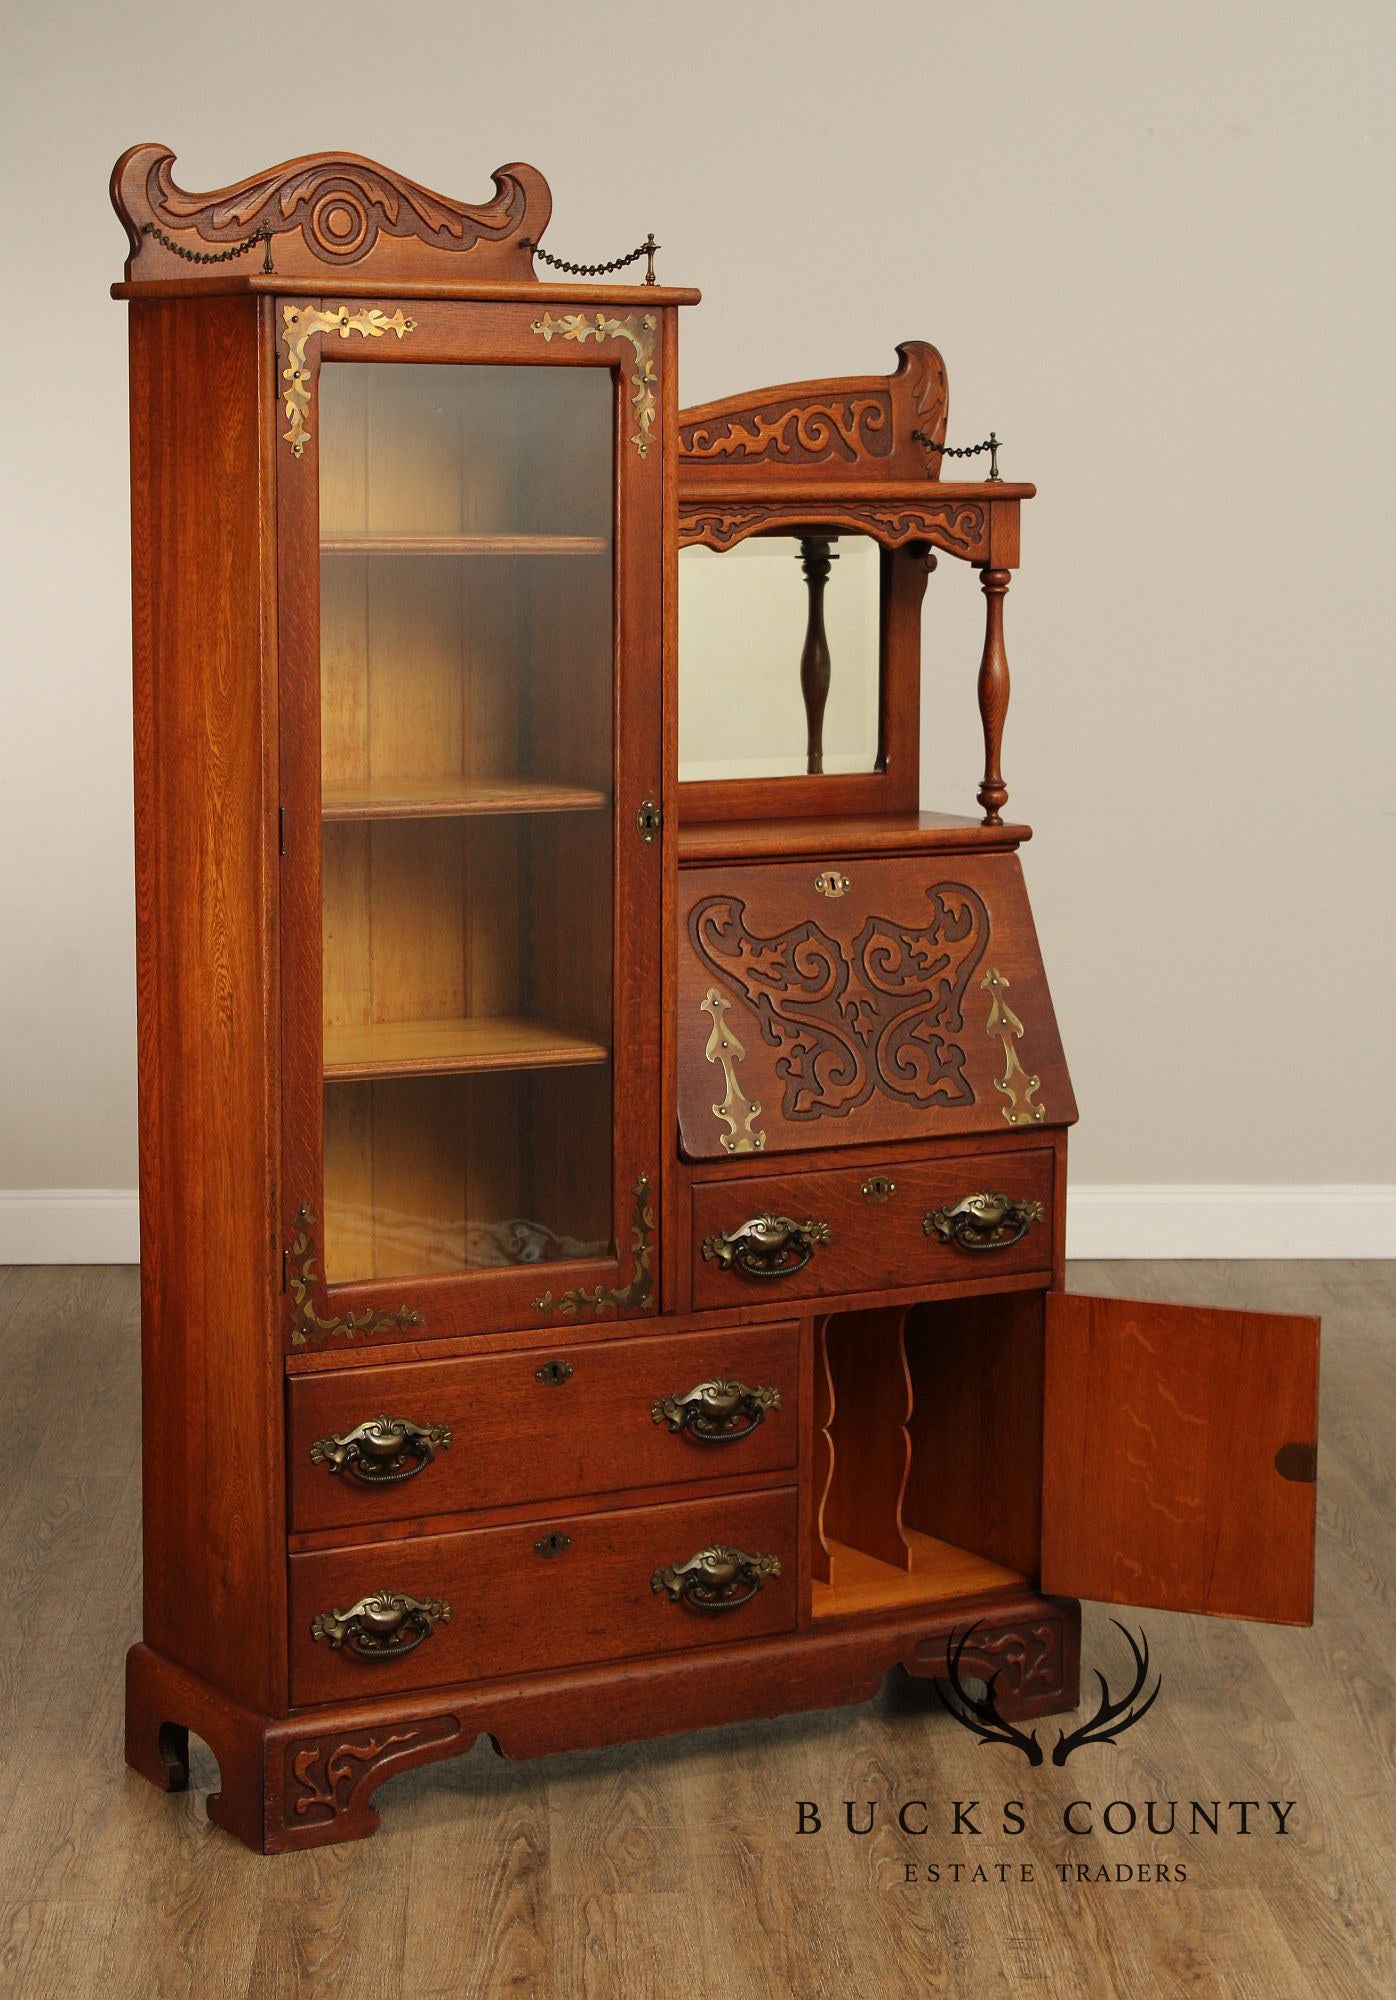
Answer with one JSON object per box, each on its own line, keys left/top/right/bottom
{"left": 288, "top": 1321, "right": 800, "bottom": 1531}
{"left": 690, "top": 1147, "right": 1053, "bottom": 1310}
{"left": 289, "top": 1486, "right": 798, "bottom": 1702}
{"left": 678, "top": 852, "right": 1075, "bottom": 1160}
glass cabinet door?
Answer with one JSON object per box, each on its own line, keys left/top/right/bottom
{"left": 309, "top": 356, "right": 619, "bottom": 1291}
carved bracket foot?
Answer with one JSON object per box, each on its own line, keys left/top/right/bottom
{"left": 899, "top": 1597, "right": 1081, "bottom": 1721}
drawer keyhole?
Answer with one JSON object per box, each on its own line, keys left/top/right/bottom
{"left": 534, "top": 1531, "right": 573, "bottom": 1558}
{"left": 535, "top": 1358, "right": 574, "bottom": 1386}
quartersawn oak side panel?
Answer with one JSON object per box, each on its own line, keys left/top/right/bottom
{"left": 1042, "top": 1295, "right": 1320, "bottom": 1626}
{"left": 130, "top": 295, "right": 284, "bottom": 1711}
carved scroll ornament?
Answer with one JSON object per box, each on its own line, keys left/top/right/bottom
{"left": 678, "top": 498, "right": 989, "bottom": 557}
{"left": 688, "top": 884, "right": 990, "bottom": 1123}
{"left": 678, "top": 342, "right": 948, "bottom": 481}
{"left": 111, "top": 145, "right": 552, "bottom": 280}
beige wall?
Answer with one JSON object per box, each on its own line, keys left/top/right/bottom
{"left": 2, "top": 1, "right": 1391, "bottom": 1240}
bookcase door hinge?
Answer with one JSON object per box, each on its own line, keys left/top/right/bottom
{"left": 278, "top": 805, "right": 286, "bottom": 856}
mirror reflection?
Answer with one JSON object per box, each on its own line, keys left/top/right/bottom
{"left": 678, "top": 535, "right": 881, "bottom": 783}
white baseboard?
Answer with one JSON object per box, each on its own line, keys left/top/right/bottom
{"left": 1067, "top": 1184, "right": 1396, "bottom": 1259}
{"left": 0, "top": 1190, "right": 140, "bottom": 1265}
{"left": 1, "top": 1183, "right": 1394, "bottom": 1266}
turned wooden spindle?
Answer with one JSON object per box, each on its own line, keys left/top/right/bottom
{"left": 976, "top": 566, "right": 1011, "bottom": 825}
{"left": 798, "top": 536, "right": 836, "bottom": 775}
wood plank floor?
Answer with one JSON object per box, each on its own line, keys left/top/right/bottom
{"left": 0, "top": 1261, "right": 1390, "bottom": 1998}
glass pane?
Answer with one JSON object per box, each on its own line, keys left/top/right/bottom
{"left": 678, "top": 536, "right": 881, "bottom": 780}
{"left": 316, "top": 362, "right": 614, "bottom": 1283}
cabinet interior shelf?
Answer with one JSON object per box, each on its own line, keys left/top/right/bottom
{"left": 322, "top": 777, "right": 610, "bottom": 822}
{"left": 323, "top": 1016, "right": 610, "bottom": 1082}
{"left": 811, "top": 1529, "right": 1028, "bottom": 1622}
{"left": 320, "top": 533, "right": 609, "bottom": 556}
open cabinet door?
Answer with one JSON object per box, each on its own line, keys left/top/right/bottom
{"left": 1041, "top": 1295, "right": 1319, "bottom": 1625}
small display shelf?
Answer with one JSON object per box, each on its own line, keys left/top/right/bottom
{"left": 320, "top": 533, "right": 608, "bottom": 556}
{"left": 321, "top": 777, "right": 609, "bottom": 822}
{"left": 322, "top": 1015, "right": 610, "bottom": 1081}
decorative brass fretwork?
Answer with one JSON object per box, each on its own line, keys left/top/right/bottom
{"left": 700, "top": 988, "right": 766, "bottom": 1154}
{"left": 530, "top": 310, "right": 658, "bottom": 457}
{"left": 534, "top": 1174, "right": 655, "bottom": 1317}
{"left": 280, "top": 303, "right": 417, "bottom": 457}
{"left": 288, "top": 1205, "right": 423, "bottom": 1347}
{"left": 981, "top": 966, "right": 1046, "bottom": 1127}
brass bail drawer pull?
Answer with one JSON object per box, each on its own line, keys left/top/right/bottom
{"left": 924, "top": 1192, "right": 1045, "bottom": 1252}
{"left": 309, "top": 1591, "right": 451, "bottom": 1661}
{"left": 309, "top": 1414, "right": 452, "bottom": 1485}
{"left": 651, "top": 1544, "right": 781, "bottom": 1612}
{"left": 651, "top": 1377, "right": 782, "bottom": 1443}
{"left": 701, "top": 1214, "right": 831, "bottom": 1279}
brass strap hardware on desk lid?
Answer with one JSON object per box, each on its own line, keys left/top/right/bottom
{"left": 925, "top": 1192, "right": 1045, "bottom": 1251}
{"left": 701, "top": 1214, "right": 831, "bottom": 1279}
{"left": 651, "top": 1546, "right": 781, "bottom": 1611}
{"left": 700, "top": 988, "right": 766, "bottom": 1154}
{"left": 309, "top": 1415, "right": 451, "bottom": 1484}
{"left": 530, "top": 310, "right": 658, "bottom": 458}
{"left": 982, "top": 966, "right": 1046, "bottom": 1126}
{"left": 534, "top": 1175, "right": 655, "bottom": 1317}
{"left": 310, "top": 1591, "right": 451, "bottom": 1660}
{"left": 651, "top": 1378, "right": 781, "bottom": 1443}
{"left": 288, "top": 1206, "right": 422, "bottom": 1346}
{"left": 280, "top": 303, "right": 416, "bottom": 458}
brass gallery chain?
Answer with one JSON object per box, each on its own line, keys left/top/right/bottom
{"left": 523, "top": 233, "right": 659, "bottom": 283}
{"left": 913, "top": 428, "right": 1003, "bottom": 478}
{"left": 140, "top": 220, "right": 275, "bottom": 273}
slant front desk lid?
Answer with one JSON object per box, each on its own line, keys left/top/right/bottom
{"left": 677, "top": 853, "right": 1076, "bottom": 1160}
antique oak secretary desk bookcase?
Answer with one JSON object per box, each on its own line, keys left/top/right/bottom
{"left": 111, "top": 146, "right": 1320, "bottom": 1852}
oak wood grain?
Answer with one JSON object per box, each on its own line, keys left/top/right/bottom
{"left": 128, "top": 296, "right": 285, "bottom": 1714}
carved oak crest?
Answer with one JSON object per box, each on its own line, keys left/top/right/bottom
{"left": 110, "top": 145, "right": 553, "bottom": 281}
{"left": 679, "top": 341, "right": 948, "bottom": 483}
{"left": 688, "top": 884, "right": 990, "bottom": 1122}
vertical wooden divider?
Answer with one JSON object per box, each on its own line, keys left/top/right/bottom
{"left": 812, "top": 1314, "right": 834, "bottom": 1584}
{"left": 818, "top": 1306, "right": 914, "bottom": 1580}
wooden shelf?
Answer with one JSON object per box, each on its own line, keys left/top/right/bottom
{"left": 677, "top": 810, "right": 1032, "bottom": 864}
{"left": 320, "top": 533, "right": 608, "bottom": 556}
{"left": 322, "top": 777, "right": 609, "bottom": 823}
{"left": 811, "top": 1529, "right": 1028, "bottom": 1623}
{"left": 323, "top": 1016, "right": 610, "bottom": 1082}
